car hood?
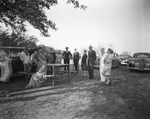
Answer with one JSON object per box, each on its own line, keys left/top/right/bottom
{"left": 129, "top": 58, "right": 150, "bottom": 62}
{"left": 120, "top": 58, "right": 129, "bottom": 60}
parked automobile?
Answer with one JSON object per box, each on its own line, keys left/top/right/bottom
{"left": 128, "top": 52, "right": 150, "bottom": 71}
{"left": 94, "top": 53, "right": 120, "bottom": 70}
{"left": 112, "top": 53, "right": 120, "bottom": 68}
{"left": 0, "top": 47, "right": 24, "bottom": 75}
{"left": 118, "top": 54, "right": 132, "bottom": 66}
{"left": 0, "top": 47, "right": 36, "bottom": 78}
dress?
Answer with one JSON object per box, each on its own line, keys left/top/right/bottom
{"left": 81, "top": 54, "right": 87, "bottom": 71}
{"left": 0, "top": 51, "right": 12, "bottom": 82}
{"left": 26, "top": 60, "right": 47, "bottom": 88}
{"left": 100, "top": 53, "right": 113, "bottom": 82}
{"left": 88, "top": 50, "right": 96, "bottom": 79}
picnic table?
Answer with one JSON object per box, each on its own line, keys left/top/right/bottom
{"left": 19, "top": 63, "right": 70, "bottom": 87}
{"left": 46, "top": 63, "right": 70, "bottom": 86}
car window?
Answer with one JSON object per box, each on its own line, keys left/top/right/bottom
{"left": 133, "top": 53, "right": 150, "bottom": 58}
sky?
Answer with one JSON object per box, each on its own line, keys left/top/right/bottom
{"left": 26, "top": 0, "right": 150, "bottom": 55}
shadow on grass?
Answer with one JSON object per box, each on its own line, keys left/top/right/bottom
{"left": 71, "top": 72, "right": 150, "bottom": 119}
{"left": 0, "top": 79, "right": 100, "bottom": 104}
{"left": 1, "top": 67, "right": 150, "bottom": 119}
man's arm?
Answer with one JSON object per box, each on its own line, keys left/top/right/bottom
{"left": 62, "top": 52, "right": 65, "bottom": 59}
{"left": 69, "top": 51, "right": 72, "bottom": 59}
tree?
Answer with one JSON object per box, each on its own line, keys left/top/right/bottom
{"left": 0, "top": 29, "right": 38, "bottom": 47}
{"left": 0, "top": 0, "right": 87, "bottom": 36}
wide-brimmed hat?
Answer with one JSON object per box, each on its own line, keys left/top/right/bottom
{"left": 108, "top": 48, "right": 113, "bottom": 54}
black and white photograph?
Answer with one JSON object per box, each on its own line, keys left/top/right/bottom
{"left": 0, "top": 0, "right": 150, "bottom": 119}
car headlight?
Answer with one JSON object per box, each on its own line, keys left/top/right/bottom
{"left": 146, "top": 63, "right": 150, "bottom": 66}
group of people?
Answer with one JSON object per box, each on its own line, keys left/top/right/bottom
{"left": 0, "top": 45, "right": 114, "bottom": 88}
{"left": 62, "top": 45, "right": 114, "bottom": 86}
{"left": 19, "top": 47, "right": 47, "bottom": 88}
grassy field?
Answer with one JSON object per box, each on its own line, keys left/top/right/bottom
{"left": 0, "top": 66, "right": 150, "bottom": 119}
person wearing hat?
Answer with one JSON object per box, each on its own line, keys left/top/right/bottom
{"left": 62, "top": 47, "right": 72, "bottom": 72}
{"left": 100, "top": 48, "right": 113, "bottom": 86}
{"left": 81, "top": 49, "right": 88, "bottom": 76}
{"left": 73, "top": 48, "right": 80, "bottom": 74}
{"left": 88, "top": 45, "right": 96, "bottom": 79}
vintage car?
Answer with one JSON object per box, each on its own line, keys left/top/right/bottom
{"left": 0, "top": 47, "right": 36, "bottom": 79}
{"left": 118, "top": 54, "right": 132, "bottom": 66}
{"left": 94, "top": 53, "right": 120, "bottom": 70}
{"left": 0, "top": 47, "right": 24, "bottom": 75}
{"left": 128, "top": 52, "right": 150, "bottom": 71}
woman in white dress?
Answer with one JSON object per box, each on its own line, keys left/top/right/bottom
{"left": 99, "top": 48, "right": 113, "bottom": 85}
{"left": 0, "top": 50, "right": 12, "bottom": 83}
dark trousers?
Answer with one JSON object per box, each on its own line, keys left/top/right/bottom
{"left": 73, "top": 60, "right": 79, "bottom": 72}
{"left": 88, "top": 62, "right": 94, "bottom": 79}
{"left": 24, "top": 63, "right": 31, "bottom": 83}
{"left": 64, "top": 59, "right": 70, "bottom": 71}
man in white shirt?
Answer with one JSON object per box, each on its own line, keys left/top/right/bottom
{"left": 20, "top": 47, "right": 30, "bottom": 79}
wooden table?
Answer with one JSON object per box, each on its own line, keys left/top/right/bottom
{"left": 46, "top": 64, "right": 70, "bottom": 86}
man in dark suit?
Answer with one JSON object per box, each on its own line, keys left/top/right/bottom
{"left": 73, "top": 48, "right": 80, "bottom": 74}
{"left": 88, "top": 45, "right": 96, "bottom": 79}
{"left": 62, "top": 47, "right": 72, "bottom": 72}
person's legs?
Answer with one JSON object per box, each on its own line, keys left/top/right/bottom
{"left": 74, "top": 60, "right": 78, "bottom": 73}
{"left": 24, "top": 63, "right": 30, "bottom": 84}
{"left": 88, "top": 65, "right": 92, "bottom": 79}
{"left": 90, "top": 65, "right": 94, "bottom": 79}
{"left": 76, "top": 61, "right": 79, "bottom": 73}
{"left": 83, "top": 71, "right": 85, "bottom": 76}
{"left": 106, "top": 76, "right": 111, "bottom": 84}
{"left": 100, "top": 71, "right": 106, "bottom": 82}
{"left": 64, "top": 59, "right": 67, "bottom": 71}
{"left": 64, "top": 59, "right": 70, "bottom": 72}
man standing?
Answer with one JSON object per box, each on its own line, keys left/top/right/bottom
{"left": 88, "top": 45, "right": 96, "bottom": 79}
{"left": 62, "top": 47, "right": 72, "bottom": 72}
{"left": 20, "top": 47, "right": 30, "bottom": 83}
{"left": 73, "top": 48, "right": 80, "bottom": 74}
{"left": 20, "top": 47, "right": 30, "bottom": 73}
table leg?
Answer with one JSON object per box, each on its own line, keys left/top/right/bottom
{"left": 53, "top": 66, "right": 55, "bottom": 86}
{"left": 68, "top": 65, "right": 70, "bottom": 82}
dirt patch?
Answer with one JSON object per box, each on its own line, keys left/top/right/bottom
{"left": 0, "top": 67, "right": 150, "bottom": 119}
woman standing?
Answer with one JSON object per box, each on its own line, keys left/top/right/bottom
{"left": 56, "top": 50, "right": 62, "bottom": 64}
{"left": 100, "top": 48, "right": 113, "bottom": 85}
{"left": 0, "top": 50, "right": 12, "bottom": 83}
{"left": 81, "top": 50, "right": 88, "bottom": 76}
